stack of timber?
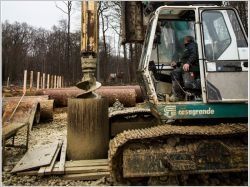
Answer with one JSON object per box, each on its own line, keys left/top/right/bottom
{"left": 11, "top": 139, "right": 110, "bottom": 180}
{"left": 35, "top": 85, "right": 142, "bottom": 107}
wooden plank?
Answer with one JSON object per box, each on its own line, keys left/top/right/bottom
{"left": 54, "top": 138, "right": 67, "bottom": 174}
{"left": 63, "top": 172, "right": 110, "bottom": 180}
{"left": 65, "top": 159, "right": 108, "bottom": 168}
{"left": 11, "top": 141, "right": 59, "bottom": 173}
{"left": 38, "top": 141, "right": 62, "bottom": 176}
{"left": 17, "top": 170, "right": 38, "bottom": 176}
{"left": 51, "top": 165, "right": 109, "bottom": 174}
{"left": 38, "top": 166, "right": 46, "bottom": 176}
{"left": 65, "top": 166, "right": 109, "bottom": 174}
{"left": 3, "top": 122, "right": 27, "bottom": 138}
{"left": 28, "top": 102, "right": 39, "bottom": 130}
{"left": 53, "top": 159, "right": 108, "bottom": 169}
{"left": 44, "top": 141, "right": 63, "bottom": 175}
{"left": 17, "top": 165, "right": 109, "bottom": 176}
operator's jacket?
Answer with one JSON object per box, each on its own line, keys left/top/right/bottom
{"left": 181, "top": 41, "right": 198, "bottom": 68}
{"left": 171, "top": 41, "right": 199, "bottom": 82}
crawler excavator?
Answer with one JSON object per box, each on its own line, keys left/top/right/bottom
{"left": 108, "top": 2, "right": 248, "bottom": 185}
{"left": 79, "top": 1, "right": 248, "bottom": 185}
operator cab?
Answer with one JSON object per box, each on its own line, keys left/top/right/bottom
{"left": 138, "top": 6, "right": 248, "bottom": 104}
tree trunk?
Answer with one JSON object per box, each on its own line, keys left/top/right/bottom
{"left": 67, "top": 3, "right": 71, "bottom": 85}
{"left": 67, "top": 97, "right": 109, "bottom": 160}
{"left": 101, "top": 12, "right": 108, "bottom": 83}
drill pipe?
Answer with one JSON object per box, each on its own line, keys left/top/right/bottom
{"left": 36, "top": 87, "right": 138, "bottom": 107}
{"left": 3, "top": 96, "right": 54, "bottom": 122}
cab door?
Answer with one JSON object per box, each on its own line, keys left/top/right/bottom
{"left": 200, "top": 8, "right": 248, "bottom": 102}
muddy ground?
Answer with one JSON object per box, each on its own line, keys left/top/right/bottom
{"left": 2, "top": 108, "right": 248, "bottom": 186}
{"left": 2, "top": 108, "right": 111, "bottom": 186}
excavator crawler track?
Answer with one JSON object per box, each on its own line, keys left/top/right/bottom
{"left": 108, "top": 122, "right": 247, "bottom": 184}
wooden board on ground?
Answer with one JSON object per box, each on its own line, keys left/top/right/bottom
{"left": 43, "top": 141, "right": 63, "bottom": 175}
{"left": 53, "top": 165, "right": 109, "bottom": 174}
{"left": 17, "top": 163, "right": 110, "bottom": 176}
{"left": 53, "top": 137, "right": 67, "bottom": 174}
{"left": 63, "top": 172, "right": 110, "bottom": 180}
{"left": 64, "top": 159, "right": 108, "bottom": 168}
{"left": 17, "top": 170, "right": 39, "bottom": 176}
{"left": 11, "top": 141, "right": 59, "bottom": 173}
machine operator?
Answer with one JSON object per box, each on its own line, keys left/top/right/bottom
{"left": 170, "top": 35, "right": 199, "bottom": 102}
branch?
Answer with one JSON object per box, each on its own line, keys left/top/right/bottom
{"left": 109, "top": 23, "right": 120, "bottom": 36}
{"left": 62, "top": 1, "right": 68, "bottom": 7}
{"left": 55, "top": 2, "right": 68, "bottom": 14}
{"left": 104, "top": 15, "right": 109, "bottom": 32}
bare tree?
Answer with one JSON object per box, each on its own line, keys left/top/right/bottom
{"left": 2, "top": 20, "right": 81, "bottom": 86}
{"left": 55, "top": 1, "right": 73, "bottom": 85}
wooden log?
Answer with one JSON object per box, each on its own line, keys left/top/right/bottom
{"left": 51, "top": 75, "right": 54, "bottom": 88}
{"left": 61, "top": 76, "right": 64, "bottom": 87}
{"left": 39, "top": 100, "right": 54, "bottom": 122}
{"left": 23, "top": 70, "right": 27, "bottom": 93}
{"left": 67, "top": 98, "right": 109, "bottom": 160}
{"left": 47, "top": 74, "right": 50, "bottom": 89}
{"left": 59, "top": 76, "right": 62, "bottom": 88}
{"left": 57, "top": 76, "right": 59, "bottom": 88}
{"left": 54, "top": 76, "right": 57, "bottom": 88}
{"left": 42, "top": 73, "right": 45, "bottom": 89}
{"left": 7, "top": 76, "right": 10, "bottom": 88}
{"left": 30, "top": 71, "right": 33, "bottom": 91}
{"left": 40, "top": 77, "right": 42, "bottom": 89}
{"left": 37, "top": 72, "right": 40, "bottom": 90}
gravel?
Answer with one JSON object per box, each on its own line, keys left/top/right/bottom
{"left": 2, "top": 108, "right": 111, "bottom": 186}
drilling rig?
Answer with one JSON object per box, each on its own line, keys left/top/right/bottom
{"left": 77, "top": 1, "right": 248, "bottom": 185}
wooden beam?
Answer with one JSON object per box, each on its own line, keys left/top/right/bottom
{"left": 38, "top": 166, "right": 46, "bottom": 176}
{"left": 17, "top": 170, "right": 38, "bottom": 176}
{"left": 47, "top": 74, "right": 50, "bottom": 89}
{"left": 63, "top": 172, "right": 109, "bottom": 180}
{"left": 52, "top": 165, "right": 109, "bottom": 174}
{"left": 57, "top": 138, "right": 67, "bottom": 174}
{"left": 23, "top": 70, "right": 27, "bottom": 93}
{"left": 30, "top": 71, "right": 33, "bottom": 91}
{"left": 64, "top": 166, "right": 109, "bottom": 174}
{"left": 37, "top": 72, "right": 40, "bottom": 90}
{"left": 65, "top": 159, "right": 108, "bottom": 168}
{"left": 42, "top": 73, "right": 46, "bottom": 89}
{"left": 44, "top": 141, "right": 63, "bottom": 175}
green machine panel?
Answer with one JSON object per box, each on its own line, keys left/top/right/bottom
{"left": 155, "top": 102, "right": 248, "bottom": 120}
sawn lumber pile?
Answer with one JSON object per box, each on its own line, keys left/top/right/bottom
{"left": 11, "top": 140, "right": 110, "bottom": 180}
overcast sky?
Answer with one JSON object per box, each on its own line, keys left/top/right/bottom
{"left": 1, "top": 1, "right": 81, "bottom": 31}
